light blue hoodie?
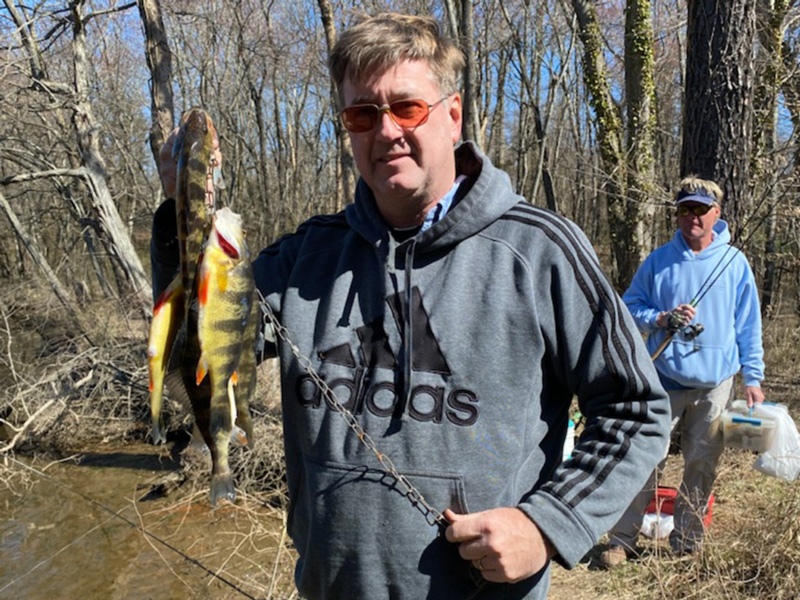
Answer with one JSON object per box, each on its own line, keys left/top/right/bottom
{"left": 622, "top": 220, "right": 764, "bottom": 390}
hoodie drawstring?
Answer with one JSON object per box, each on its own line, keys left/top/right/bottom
{"left": 402, "top": 239, "right": 417, "bottom": 415}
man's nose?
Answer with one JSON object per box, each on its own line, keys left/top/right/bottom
{"left": 375, "top": 109, "right": 404, "bottom": 139}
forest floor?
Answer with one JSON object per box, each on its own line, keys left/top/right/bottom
{"left": 1, "top": 281, "right": 800, "bottom": 599}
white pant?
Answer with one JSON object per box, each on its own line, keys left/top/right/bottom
{"left": 609, "top": 377, "right": 734, "bottom": 553}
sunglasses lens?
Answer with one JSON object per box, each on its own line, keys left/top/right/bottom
{"left": 678, "top": 204, "right": 712, "bottom": 217}
{"left": 341, "top": 105, "right": 378, "bottom": 133}
{"left": 389, "top": 99, "right": 430, "bottom": 127}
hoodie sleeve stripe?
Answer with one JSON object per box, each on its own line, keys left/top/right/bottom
{"left": 502, "top": 203, "right": 652, "bottom": 396}
{"left": 499, "top": 203, "right": 656, "bottom": 509}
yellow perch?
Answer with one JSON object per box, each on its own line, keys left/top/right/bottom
{"left": 195, "top": 207, "right": 256, "bottom": 506}
{"left": 172, "top": 107, "right": 218, "bottom": 314}
{"left": 147, "top": 275, "right": 184, "bottom": 444}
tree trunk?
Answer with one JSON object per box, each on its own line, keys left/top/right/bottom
{"left": 317, "top": 0, "right": 355, "bottom": 210}
{"left": 571, "top": 0, "right": 628, "bottom": 289}
{"left": 755, "top": 0, "right": 791, "bottom": 318}
{"left": 529, "top": 102, "right": 558, "bottom": 213}
{"left": 451, "top": 0, "right": 482, "bottom": 145}
{"left": 0, "top": 189, "right": 88, "bottom": 335}
{"left": 681, "top": 0, "right": 757, "bottom": 236}
{"left": 136, "top": 0, "right": 175, "bottom": 178}
{"left": 489, "top": 44, "right": 509, "bottom": 170}
{"left": 780, "top": 24, "right": 800, "bottom": 316}
{"left": 498, "top": 1, "right": 558, "bottom": 212}
{"left": 781, "top": 31, "right": 800, "bottom": 166}
{"left": 624, "top": 0, "right": 658, "bottom": 280}
{"left": 71, "top": 1, "right": 152, "bottom": 313}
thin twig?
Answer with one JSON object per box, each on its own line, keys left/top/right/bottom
{"left": 0, "top": 398, "right": 57, "bottom": 453}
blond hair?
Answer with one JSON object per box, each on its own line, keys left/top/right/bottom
{"left": 329, "top": 13, "right": 465, "bottom": 107}
{"left": 677, "top": 176, "right": 724, "bottom": 205}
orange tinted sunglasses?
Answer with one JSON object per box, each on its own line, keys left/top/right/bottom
{"left": 340, "top": 97, "right": 449, "bottom": 133}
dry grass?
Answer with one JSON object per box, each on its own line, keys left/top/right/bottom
{"left": 551, "top": 312, "right": 800, "bottom": 600}
{"left": 572, "top": 456, "right": 800, "bottom": 600}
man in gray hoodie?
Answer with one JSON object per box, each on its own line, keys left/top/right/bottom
{"left": 152, "top": 12, "right": 670, "bottom": 600}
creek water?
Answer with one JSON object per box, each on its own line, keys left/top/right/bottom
{"left": 0, "top": 444, "right": 294, "bottom": 599}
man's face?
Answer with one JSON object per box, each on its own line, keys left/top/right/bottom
{"left": 341, "top": 60, "right": 462, "bottom": 227}
{"left": 677, "top": 201, "right": 720, "bottom": 250}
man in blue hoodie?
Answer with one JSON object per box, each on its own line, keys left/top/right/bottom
{"left": 600, "top": 176, "right": 766, "bottom": 567}
{"left": 153, "top": 13, "right": 671, "bottom": 598}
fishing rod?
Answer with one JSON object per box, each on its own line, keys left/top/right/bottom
{"left": 3, "top": 455, "right": 260, "bottom": 600}
{"left": 650, "top": 180, "right": 786, "bottom": 361}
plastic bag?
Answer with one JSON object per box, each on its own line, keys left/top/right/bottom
{"left": 641, "top": 513, "right": 674, "bottom": 539}
{"left": 752, "top": 403, "right": 800, "bottom": 481}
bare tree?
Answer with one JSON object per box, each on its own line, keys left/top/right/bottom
{"left": 317, "top": 0, "right": 356, "bottom": 210}
{"left": 69, "top": 0, "right": 152, "bottom": 311}
{"left": 681, "top": 0, "right": 757, "bottom": 235}
{"left": 0, "top": 187, "right": 82, "bottom": 321}
{"left": 625, "top": 0, "right": 658, "bottom": 268}
{"left": 3, "top": 0, "right": 799, "bottom": 320}
{"left": 780, "top": 16, "right": 800, "bottom": 315}
{"left": 3, "top": 0, "right": 152, "bottom": 313}
{"left": 444, "top": 0, "right": 482, "bottom": 145}
{"left": 570, "top": 0, "right": 629, "bottom": 288}
{"left": 498, "top": 0, "right": 559, "bottom": 212}
{"left": 753, "top": 0, "right": 792, "bottom": 317}
{"left": 137, "top": 0, "right": 175, "bottom": 172}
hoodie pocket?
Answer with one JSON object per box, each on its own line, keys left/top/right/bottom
{"left": 661, "top": 339, "right": 735, "bottom": 387}
{"left": 291, "top": 455, "right": 485, "bottom": 599}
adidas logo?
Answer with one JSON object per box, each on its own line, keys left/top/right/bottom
{"left": 294, "top": 288, "right": 479, "bottom": 426}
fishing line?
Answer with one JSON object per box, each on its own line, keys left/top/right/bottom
{"left": 690, "top": 178, "right": 785, "bottom": 308}
{"left": 3, "top": 455, "right": 259, "bottom": 600}
{"left": 0, "top": 485, "right": 123, "bottom": 595}
{"left": 694, "top": 193, "right": 782, "bottom": 308}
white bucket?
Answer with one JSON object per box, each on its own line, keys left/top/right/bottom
{"left": 721, "top": 400, "right": 780, "bottom": 453}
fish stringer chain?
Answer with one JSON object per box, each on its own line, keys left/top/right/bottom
{"left": 258, "top": 293, "right": 448, "bottom": 529}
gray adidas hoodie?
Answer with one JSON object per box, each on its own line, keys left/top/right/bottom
{"left": 151, "top": 142, "right": 670, "bottom": 599}
{"left": 248, "top": 142, "right": 670, "bottom": 599}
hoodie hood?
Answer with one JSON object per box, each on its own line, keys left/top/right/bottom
{"left": 670, "top": 218, "right": 731, "bottom": 260}
{"left": 345, "top": 141, "right": 522, "bottom": 253}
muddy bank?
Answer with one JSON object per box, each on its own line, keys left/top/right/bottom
{"left": 1, "top": 443, "right": 296, "bottom": 600}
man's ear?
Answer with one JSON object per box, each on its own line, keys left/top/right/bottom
{"left": 448, "top": 93, "right": 463, "bottom": 143}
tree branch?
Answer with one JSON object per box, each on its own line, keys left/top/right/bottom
{"left": 1, "top": 167, "right": 87, "bottom": 186}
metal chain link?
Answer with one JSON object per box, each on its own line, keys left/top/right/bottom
{"left": 258, "top": 293, "right": 447, "bottom": 529}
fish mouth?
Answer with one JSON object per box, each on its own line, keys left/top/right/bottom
{"left": 212, "top": 208, "right": 245, "bottom": 259}
{"left": 182, "top": 107, "right": 210, "bottom": 132}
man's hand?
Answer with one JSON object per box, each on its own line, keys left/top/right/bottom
{"left": 745, "top": 385, "right": 765, "bottom": 408}
{"left": 158, "top": 127, "right": 221, "bottom": 204}
{"left": 443, "top": 507, "right": 556, "bottom": 583}
{"left": 158, "top": 128, "right": 180, "bottom": 199}
{"left": 656, "top": 303, "right": 696, "bottom": 331}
